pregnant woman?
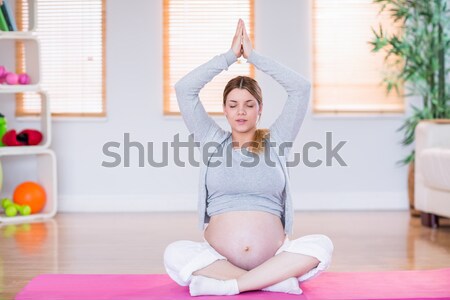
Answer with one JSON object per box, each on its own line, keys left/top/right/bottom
{"left": 164, "top": 19, "right": 334, "bottom": 296}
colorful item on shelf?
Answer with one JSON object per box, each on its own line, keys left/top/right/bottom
{"left": 1, "top": 0, "right": 17, "bottom": 31}
{"left": 0, "top": 113, "right": 7, "bottom": 147}
{"left": 17, "top": 204, "right": 32, "bottom": 215}
{"left": 1, "top": 198, "right": 13, "bottom": 209}
{"left": 5, "top": 72, "right": 18, "bottom": 84}
{"left": 0, "top": 65, "right": 6, "bottom": 83}
{"left": 0, "top": 160, "right": 2, "bottom": 192}
{"left": 0, "top": 65, "right": 31, "bottom": 85}
{"left": 0, "top": 5, "right": 9, "bottom": 32}
{"left": 0, "top": 0, "right": 12, "bottom": 31}
{"left": 1, "top": 198, "right": 32, "bottom": 217}
{"left": 2, "top": 129, "right": 43, "bottom": 146}
{"left": 18, "top": 73, "right": 30, "bottom": 84}
{"left": 13, "top": 182, "right": 46, "bottom": 214}
{"left": 5, "top": 205, "right": 17, "bottom": 216}
{"left": 0, "top": 0, "right": 17, "bottom": 31}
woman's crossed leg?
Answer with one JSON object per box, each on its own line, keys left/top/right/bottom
{"left": 163, "top": 234, "right": 334, "bottom": 296}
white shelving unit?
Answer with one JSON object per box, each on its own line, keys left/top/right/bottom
{"left": 0, "top": 0, "right": 57, "bottom": 224}
{"left": 0, "top": 35, "right": 41, "bottom": 92}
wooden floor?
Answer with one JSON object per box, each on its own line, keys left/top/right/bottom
{"left": 1, "top": 211, "right": 450, "bottom": 299}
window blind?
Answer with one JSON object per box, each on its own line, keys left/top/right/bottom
{"left": 16, "top": 0, "right": 106, "bottom": 117}
{"left": 312, "top": 0, "right": 404, "bottom": 113}
{"left": 163, "top": 0, "right": 254, "bottom": 115}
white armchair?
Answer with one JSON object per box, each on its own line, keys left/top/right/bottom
{"left": 414, "top": 120, "right": 450, "bottom": 228}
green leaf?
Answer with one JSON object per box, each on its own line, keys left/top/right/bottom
{"left": 396, "top": 151, "right": 415, "bottom": 167}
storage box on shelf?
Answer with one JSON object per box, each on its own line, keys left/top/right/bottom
{"left": 0, "top": 35, "right": 41, "bottom": 93}
{"left": 0, "top": 0, "right": 37, "bottom": 36}
{"left": 0, "top": 149, "right": 57, "bottom": 223}
{"left": 0, "top": 0, "right": 39, "bottom": 93}
{"left": 0, "top": 0, "right": 57, "bottom": 224}
{"left": 0, "top": 91, "right": 50, "bottom": 153}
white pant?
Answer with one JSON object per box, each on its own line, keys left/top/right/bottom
{"left": 163, "top": 233, "right": 334, "bottom": 286}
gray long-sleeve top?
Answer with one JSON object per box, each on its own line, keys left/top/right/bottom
{"left": 174, "top": 48, "right": 311, "bottom": 236}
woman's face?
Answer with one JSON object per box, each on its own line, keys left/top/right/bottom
{"left": 223, "top": 88, "right": 262, "bottom": 133}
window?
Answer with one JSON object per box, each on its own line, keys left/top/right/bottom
{"left": 312, "top": 0, "right": 404, "bottom": 114}
{"left": 163, "top": 0, "right": 254, "bottom": 115}
{"left": 16, "top": 0, "right": 106, "bottom": 117}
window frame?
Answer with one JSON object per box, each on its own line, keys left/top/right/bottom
{"left": 15, "top": 0, "right": 107, "bottom": 118}
{"left": 311, "top": 0, "right": 405, "bottom": 115}
{"left": 162, "top": 0, "right": 255, "bottom": 116}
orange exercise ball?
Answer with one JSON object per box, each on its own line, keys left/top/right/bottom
{"left": 13, "top": 181, "right": 47, "bottom": 214}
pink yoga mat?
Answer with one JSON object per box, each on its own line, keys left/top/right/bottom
{"left": 15, "top": 268, "right": 450, "bottom": 300}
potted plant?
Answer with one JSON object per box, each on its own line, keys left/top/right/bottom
{"left": 369, "top": 0, "right": 450, "bottom": 216}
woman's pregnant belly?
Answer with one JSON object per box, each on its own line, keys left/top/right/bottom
{"left": 203, "top": 211, "right": 286, "bottom": 271}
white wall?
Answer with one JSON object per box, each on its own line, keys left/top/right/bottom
{"left": 1, "top": 0, "right": 416, "bottom": 212}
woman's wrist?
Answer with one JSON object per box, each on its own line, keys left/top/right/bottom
{"left": 246, "top": 49, "right": 257, "bottom": 64}
{"left": 224, "top": 48, "right": 238, "bottom": 66}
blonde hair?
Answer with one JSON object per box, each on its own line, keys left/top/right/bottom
{"left": 223, "top": 76, "right": 270, "bottom": 155}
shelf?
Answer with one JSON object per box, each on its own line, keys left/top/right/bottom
{"left": 0, "top": 0, "right": 37, "bottom": 35}
{"left": 0, "top": 84, "right": 41, "bottom": 93}
{"left": 0, "top": 0, "right": 58, "bottom": 225}
{"left": 0, "top": 91, "right": 51, "bottom": 151}
{"left": 0, "top": 31, "right": 37, "bottom": 38}
{"left": 0, "top": 145, "right": 51, "bottom": 155}
{"left": 0, "top": 35, "right": 41, "bottom": 91}
{"left": 0, "top": 211, "right": 51, "bottom": 223}
{"left": 0, "top": 149, "right": 57, "bottom": 224}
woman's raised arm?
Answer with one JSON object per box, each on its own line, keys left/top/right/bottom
{"left": 247, "top": 50, "right": 311, "bottom": 146}
{"left": 241, "top": 21, "right": 311, "bottom": 148}
{"left": 174, "top": 49, "right": 236, "bottom": 145}
{"left": 174, "top": 20, "right": 243, "bottom": 145}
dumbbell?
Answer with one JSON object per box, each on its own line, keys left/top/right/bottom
{"left": 1, "top": 198, "right": 31, "bottom": 217}
{"left": 0, "top": 66, "right": 30, "bottom": 85}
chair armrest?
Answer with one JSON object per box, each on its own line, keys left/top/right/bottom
{"left": 415, "top": 121, "right": 450, "bottom": 163}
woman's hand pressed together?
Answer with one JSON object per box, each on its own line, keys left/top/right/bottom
{"left": 230, "top": 19, "right": 253, "bottom": 59}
